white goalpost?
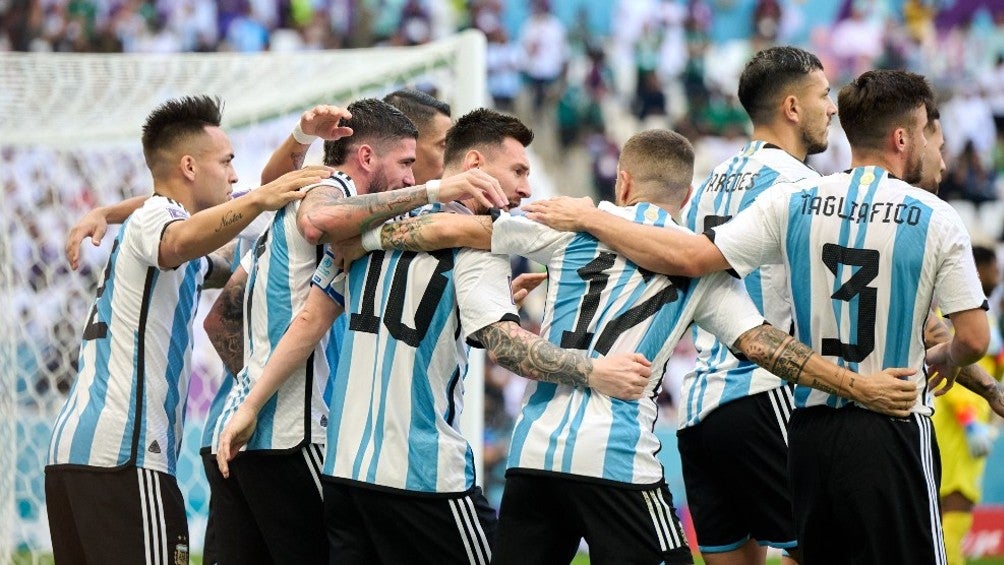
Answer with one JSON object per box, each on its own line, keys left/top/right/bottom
{"left": 0, "top": 30, "right": 486, "bottom": 562}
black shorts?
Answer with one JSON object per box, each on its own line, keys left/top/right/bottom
{"left": 493, "top": 473, "right": 693, "bottom": 565}
{"left": 323, "top": 478, "right": 496, "bottom": 565}
{"left": 789, "top": 405, "right": 945, "bottom": 564}
{"left": 45, "top": 464, "right": 189, "bottom": 565}
{"left": 213, "top": 443, "right": 326, "bottom": 565}
{"left": 677, "top": 385, "right": 797, "bottom": 553}
{"left": 201, "top": 450, "right": 223, "bottom": 564}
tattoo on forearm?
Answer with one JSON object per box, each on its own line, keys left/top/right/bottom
{"left": 923, "top": 313, "right": 952, "bottom": 347}
{"left": 736, "top": 325, "right": 811, "bottom": 385}
{"left": 216, "top": 211, "right": 243, "bottom": 233}
{"left": 476, "top": 321, "right": 591, "bottom": 387}
{"left": 211, "top": 280, "right": 246, "bottom": 374}
{"left": 380, "top": 216, "right": 436, "bottom": 251}
{"left": 290, "top": 149, "right": 308, "bottom": 171}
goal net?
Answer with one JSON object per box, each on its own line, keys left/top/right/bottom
{"left": 0, "top": 30, "right": 486, "bottom": 562}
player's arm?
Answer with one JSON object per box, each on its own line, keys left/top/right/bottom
{"left": 159, "top": 167, "right": 330, "bottom": 268}
{"left": 203, "top": 240, "right": 238, "bottom": 289}
{"left": 259, "top": 105, "right": 354, "bottom": 184}
{"left": 473, "top": 320, "right": 652, "bottom": 401}
{"left": 204, "top": 266, "right": 248, "bottom": 375}
{"left": 297, "top": 169, "right": 507, "bottom": 245}
{"left": 216, "top": 285, "right": 343, "bottom": 477}
{"left": 732, "top": 324, "right": 918, "bottom": 417}
{"left": 523, "top": 196, "right": 729, "bottom": 277}
{"left": 924, "top": 307, "right": 1003, "bottom": 415}
{"left": 65, "top": 195, "right": 148, "bottom": 270}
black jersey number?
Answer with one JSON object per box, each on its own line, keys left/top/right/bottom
{"left": 82, "top": 239, "right": 120, "bottom": 340}
{"left": 560, "top": 252, "right": 688, "bottom": 354}
{"left": 821, "top": 243, "right": 879, "bottom": 362}
{"left": 349, "top": 250, "right": 454, "bottom": 348}
{"left": 702, "top": 214, "right": 732, "bottom": 231}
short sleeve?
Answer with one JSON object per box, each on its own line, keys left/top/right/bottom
{"left": 491, "top": 211, "right": 572, "bottom": 264}
{"left": 122, "top": 198, "right": 188, "bottom": 268}
{"left": 311, "top": 248, "right": 346, "bottom": 306}
{"left": 691, "top": 271, "right": 766, "bottom": 347}
{"left": 453, "top": 249, "right": 520, "bottom": 346}
{"left": 933, "top": 208, "right": 988, "bottom": 315}
{"left": 710, "top": 188, "right": 787, "bottom": 277}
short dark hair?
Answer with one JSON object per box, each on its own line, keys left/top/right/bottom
{"left": 926, "top": 104, "right": 940, "bottom": 131}
{"left": 620, "top": 129, "right": 694, "bottom": 193}
{"left": 738, "top": 46, "right": 824, "bottom": 124}
{"left": 141, "top": 95, "right": 223, "bottom": 170}
{"left": 323, "top": 98, "right": 419, "bottom": 166}
{"left": 383, "top": 88, "right": 451, "bottom": 132}
{"left": 838, "top": 70, "right": 934, "bottom": 151}
{"left": 443, "top": 108, "right": 533, "bottom": 166}
{"left": 973, "top": 245, "right": 997, "bottom": 267}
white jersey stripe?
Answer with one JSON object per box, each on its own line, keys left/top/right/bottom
{"left": 302, "top": 445, "right": 323, "bottom": 498}
{"left": 448, "top": 499, "right": 480, "bottom": 565}
{"left": 138, "top": 468, "right": 152, "bottom": 565}
{"left": 462, "top": 495, "right": 492, "bottom": 562}
{"left": 642, "top": 490, "right": 669, "bottom": 551}
{"left": 916, "top": 415, "right": 947, "bottom": 564}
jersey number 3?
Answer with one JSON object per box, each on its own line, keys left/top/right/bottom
{"left": 821, "top": 243, "right": 879, "bottom": 362}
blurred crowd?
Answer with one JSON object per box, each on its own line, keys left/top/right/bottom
{"left": 6, "top": 0, "right": 1004, "bottom": 508}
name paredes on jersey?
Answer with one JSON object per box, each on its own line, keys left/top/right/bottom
{"left": 799, "top": 193, "right": 923, "bottom": 225}
{"left": 705, "top": 171, "right": 759, "bottom": 192}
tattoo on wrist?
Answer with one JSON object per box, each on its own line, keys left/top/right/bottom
{"left": 737, "top": 325, "right": 810, "bottom": 385}
{"left": 476, "top": 322, "right": 590, "bottom": 387}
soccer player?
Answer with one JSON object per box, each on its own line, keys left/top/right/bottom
{"left": 523, "top": 69, "right": 990, "bottom": 564}
{"left": 44, "top": 95, "right": 329, "bottom": 564}
{"left": 217, "top": 108, "right": 655, "bottom": 564}
{"left": 349, "top": 128, "right": 919, "bottom": 565}
{"left": 673, "top": 46, "right": 834, "bottom": 565}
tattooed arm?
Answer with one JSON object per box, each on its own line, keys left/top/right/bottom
{"left": 260, "top": 105, "right": 354, "bottom": 185}
{"left": 297, "top": 168, "right": 506, "bottom": 245}
{"left": 204, "top": 241, "right": 238, "bottom": 289}
{"left": 158, "top": 167, "right": 328, "bottom": 268}
{"left": 474, "top": 320, "right": 652, "bottom": 400}
{"left": 924, "top": 309, "right": 1004, "bottom": 417}
{"left": 217, "top": 286, "right": 343, "bottom": 476}
{"left": 204, "top": 266, "right": 249, "bottom": 375}
{"left": 733, "top": 324, "right": 919, "bottom": 417}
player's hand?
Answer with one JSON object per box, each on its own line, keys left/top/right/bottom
{"left": 216, "top": 405, "right": 258, "bottom": 478}
{"left": 523, "top": 196, "right": 597, "bottom": 232}
{"left": 299, "top": 105, "right": 353, "bottom": 141}
{"left": 435, "top": 169, "right": 507, "bottom": 209}
{"left": 984, "top": 381, "right": 1004, "bottom": 419}
{"left": 854, "top": 367, "right": 919, "bottom": 418}
{"left": 65, "top": 208, "right": 110, "bottom": 270}
{"left": 511, "top": 272, "right": 547, "bottom": 308}
{"left": 587, "top": 353, "right": 652, "bottom": 401}
{"left": 331, "top": 235, "right": 367, "bottom": 270}
{"left": 252, "top": 166, "right": 334, "bottom": 211}
{"left": 925, "top": 341, "right": 961, "bottom": 395}
{"left": 965, "top": 421, "right": 995, "bottom": 458}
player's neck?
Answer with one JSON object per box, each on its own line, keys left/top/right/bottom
{"left": 751, "top": 123, "right": 808, "bottom": 161}
{"left": 849, "top": 150, "right": 906, "bottom": 179}
{"left": 152, "top": 179, "right": 197, "bottom": 212}
{"left": 622, "top": 197, "right": 678, "bottom": 217}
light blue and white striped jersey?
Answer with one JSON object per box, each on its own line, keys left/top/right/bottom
{"left": 713, "top": 166, "right": 987, "bottom": 416}
{"left": 322, "top": 203, "right": 519, "bottom": 494}
{"left": 212, "top": 173, "right": 355, "bottom": 452}
{"left": 679, "top": 141, "right": 819, "bottom": 428}
{"left": 200, "top": 203, "right": 274, "bottom": 451}
{"left": 491, "top": 203, "right": 765, "bottom": 485}
{"left": 49, "top": 196, "right": 208, "bottom": 475}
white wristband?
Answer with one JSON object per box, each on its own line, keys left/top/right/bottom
{"left": 425, "top": 179, "right": 441, "bottom": 203}
{"left": 291, "top": 122, "right": 318, "bottom": 145}
{"left": 361, "top": 226, "right": 383, "bottom": 252}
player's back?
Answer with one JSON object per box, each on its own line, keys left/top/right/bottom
{"left": 492, "top": 203, "right": 764, "bottom": 484}
{"left": 49, "top": 196, "right": 208, "bottom": 475}
{"left": 325, "top": 203, "right": 518, "bottom": 494}
{"left": 717, "top": 165, "right": 984, "bottom": 415}
{"left": 679, "top": 141, "right": 819, "bottom": 428}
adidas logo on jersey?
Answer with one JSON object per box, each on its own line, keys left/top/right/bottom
{"left": 148, "top": 440, "right": 161, "bottom": 454}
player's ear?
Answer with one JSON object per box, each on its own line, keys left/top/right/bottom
{"left": 782, "top": 94, "right": 799, "bottom": 124}
{"left": 357, "top": 144, "right": 375, "bottom": 171}
{"left": 462, "top": 149, "right": 482, "bottom": 171}
{"left": 180, "top": 154, "right": 197, "bottom": 181}
{"left": 616, "top": 169, "right": 631, "bottom": 203}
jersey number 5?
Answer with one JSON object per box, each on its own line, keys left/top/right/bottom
{"left": 821, "top": 243, "right": 879, "bottom": 362}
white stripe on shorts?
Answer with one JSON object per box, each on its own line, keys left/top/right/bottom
{"left": 448, "top": 497, "right": 490, "bottom": 565}
{"left": 915, "top": 414, "right": 947, "bottom": 565}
